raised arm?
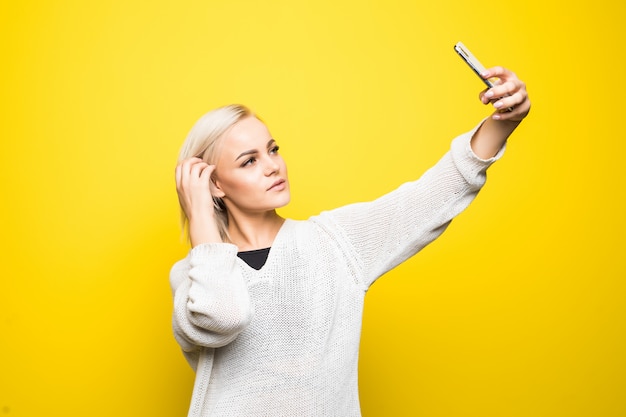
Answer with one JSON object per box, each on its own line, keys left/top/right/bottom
{"left": 316, "top": 66, "right": 530, "bottom": 287}
{"left": 171, "top": 157, "right": 253, "bottom": 352}
{"left": 316, "top": 125, "right": 500, "bottom": 288}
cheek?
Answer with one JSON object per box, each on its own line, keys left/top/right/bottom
{"left": 220, "top": 173, "right": 259, "bottom": 196}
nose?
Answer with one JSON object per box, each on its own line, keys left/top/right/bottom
{"left": 264, "top": 156, "right": 280, "bottom": 176}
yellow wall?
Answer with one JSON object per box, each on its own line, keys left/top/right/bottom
{"left": 1, "top": 1, "right": 624, "bottom": 416}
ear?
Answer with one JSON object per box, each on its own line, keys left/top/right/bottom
{"left": 210, "top": 175, "right": 226, "bottom": 198}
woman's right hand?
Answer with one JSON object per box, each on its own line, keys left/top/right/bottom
{"left": 175, "top": 157, "right": 223, "bottom": 246}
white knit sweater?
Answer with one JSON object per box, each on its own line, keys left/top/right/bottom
{"left": 170, "top": 124, "right": 504, "bottom": 417}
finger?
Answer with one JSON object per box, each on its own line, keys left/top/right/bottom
{"left": 479, "top": 88, "right": 491, "bottom": 105}
{"left": 492, "top": 90, "right": 522, "bottom": 111}
{"left": 492, "top": 95, "right": 531, "bottom": 121}
{"left": 492, "top": 108, "right": 522, "bottom": 121}
{"left": 199, "top": 165, "right": 222, "bottom": 197}
{"left": 481, "top": 66, "right": 530, "bottom": 121}
{"left": 188, "top": 163, "right": 216, "bottom": 198}
{"left": 482, "top": 66, "right": 515, "bottom": 81}
{"left": 180, "top": 157, "right": 203, "bottom": 169}
{"left": 177, "top": 161, "right": 215, "bottom": 213}
{"left": 483, "top": 66, "right": 521, "bottom": 91}
{"left": 177, "top": 158, "right": 200, "bottom": 181}
{"left": 186, "top": 159, "right": 210, "bottom": 181}
{"left": 177, "top": 158, "right": 207, "bottom": 198}
{"left": 199, "top": 164, "right": 216, "bottom": 187}
{"left": 484, "top": 78, "right": 522, "bottom": 101}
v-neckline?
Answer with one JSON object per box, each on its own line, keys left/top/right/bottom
{"left": 236, "top": 219, "right": 291, "bottom": 272}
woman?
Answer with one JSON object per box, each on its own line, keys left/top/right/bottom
{"left": 171, "top": 66, "right": 530, "bottom": 416}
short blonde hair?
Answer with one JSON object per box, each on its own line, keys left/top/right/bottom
{"left": 177, "top": 104, "right": 254, "bottom": 242}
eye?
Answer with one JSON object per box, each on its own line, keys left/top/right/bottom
{"left": 242, "top": 157, "right": 257, "bottom": 167}
{"left": 270, "top": 145, "right": 280, "bottom": 154}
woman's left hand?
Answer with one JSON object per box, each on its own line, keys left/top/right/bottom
{"left": 479, "top": 66, "right": 530, "bottom": 122}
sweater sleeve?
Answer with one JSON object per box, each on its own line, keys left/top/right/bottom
{"left": 169, "top": 243, "right": 253, "bottom": 352}
{"left": 315, "top": 123, "right": 505, "bottom": 288}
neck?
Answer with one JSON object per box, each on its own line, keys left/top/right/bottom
{"left": 226, "top": 210, "right": 285, "bottom": 251}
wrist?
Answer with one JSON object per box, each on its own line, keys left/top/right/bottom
{"left": 188, "top": 215, "right": 222, "bottom": 247}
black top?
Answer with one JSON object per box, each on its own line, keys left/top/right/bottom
{"left": 237, "top": 247, "right": 271, "bottom": 270}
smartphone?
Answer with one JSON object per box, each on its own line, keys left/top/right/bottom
{"left": 454, "top": 41, "right": 512, "bottom": 111}
{"left": 454, "top": 41, "right": 497, "bottom": 88}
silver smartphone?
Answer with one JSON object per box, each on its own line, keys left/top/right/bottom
{"left": 454, "top": 41, "right": 512, "bottom": 111}
{"left": 454, "top": 41, "right": 495, "bottom": 88}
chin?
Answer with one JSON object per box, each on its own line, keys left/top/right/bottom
{"left": 273, "top": 192, "right": 291, "bottom": 209}
{"left": 276, "top": 196, "right": 291, "bottom": 209}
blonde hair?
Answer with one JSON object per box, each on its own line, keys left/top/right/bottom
{"left": 177, "top": 104, "right": 254, "bottom": 242}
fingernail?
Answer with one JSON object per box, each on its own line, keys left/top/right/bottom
{"left": 493, "top": 101, "right": 503, "bottom": 108}
{"left": 485, "top": 91, "right": 494, "bottom": 98}
{"left": 493, "top": 114, "right": 501, "bottom": 120}
{"left": 481, "top": 71, "right": 489, "bottom": 77}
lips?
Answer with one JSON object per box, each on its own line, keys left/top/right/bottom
{"left": 267, "top": 179, "right": 286, "bottom": 191}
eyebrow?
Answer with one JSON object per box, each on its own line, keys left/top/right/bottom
{"left": 234, "top": 139, "right": 276, "bottom": 161}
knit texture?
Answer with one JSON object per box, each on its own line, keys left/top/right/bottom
{"left": 169, "top": 124, "right": 504, "bottom": 417}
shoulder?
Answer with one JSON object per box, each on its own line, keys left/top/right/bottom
{"left": 278, "top": 217, "right": 346, "bottom": 251}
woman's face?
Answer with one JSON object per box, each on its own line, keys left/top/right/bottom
{"left": 213, "top": 116, "right": 290, "bottom": 215}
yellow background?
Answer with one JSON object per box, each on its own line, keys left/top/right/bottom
{"left": 1, "top": 1, "right": 624, "bottom": 416}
